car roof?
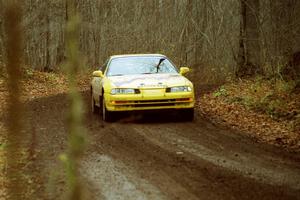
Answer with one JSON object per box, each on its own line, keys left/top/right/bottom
{"left": 110, "top": 54, "right": 166, "bottom": 59}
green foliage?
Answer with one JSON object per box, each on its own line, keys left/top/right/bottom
{"left": 250, "top": 75, "right": 263, "bottom": 93}
{"left": 24, "top": 68, "right": 34, "bottom": 78}
{"left": 0, "top": 143, "right": 7, "bottom": 151}
{"left": 255, "top": 92, "right": 287, "bottom": 118}
{"left": 226, "top": 96, "right": 243, "bottom": 104}
{"left": 275, "top": 79, "right": 298, "bottom": 94}
{"left": 242, "top": 96, "right": 255, "bottom": 110}
{"left": 230, "top": 90, "right": 289, "bottom": 119}
{"left": 213, "top": 86, "right": 228, "bottom": 97}
{"left": 266, "top": 99, "right": 285, "bottom": 117}
{"left": 45, "top": 72, "right": 60, "bottom": 83}
{"left": 224, "top": 78, "right": 296, "bottom": 120}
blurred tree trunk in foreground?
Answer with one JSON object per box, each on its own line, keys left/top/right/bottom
{"left": 61, "top": 0, "right": 86, "bottom": 199}
{"left": 0, "top": 1, "right": 5, "bottom": 72}
{"left": 3, "top": 1, "right": 24, "bottom": 199}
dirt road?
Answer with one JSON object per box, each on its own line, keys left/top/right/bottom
{"left": 18, "top": 91, "right": 300, "bottom": 199}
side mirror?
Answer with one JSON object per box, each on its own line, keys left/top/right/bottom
{"left": 180, "top": 67, "right": 190, "bottom": 75}
{"left": 92, "top": 70, "right": 104, "bottom": 78}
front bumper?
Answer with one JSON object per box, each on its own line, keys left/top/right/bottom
{"left": 104, "top": 90, "right": 195, "bottom": 112}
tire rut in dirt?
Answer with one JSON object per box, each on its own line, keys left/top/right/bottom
{"left": 86, "top": 121, "right": 300, "bottom": 200}
{"left": 11, "top": 91, "right": 299, "bottom": 200}
{"left": 145, "top": 122, "right": 300, "bottom": 190}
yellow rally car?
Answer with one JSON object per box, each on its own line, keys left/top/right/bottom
{"left": 90, "top": 54, "right": 195, "bottom": 121}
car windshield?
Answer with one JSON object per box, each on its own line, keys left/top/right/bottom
{"left": 106, "top": 56, "right": 178, "bottom": 76}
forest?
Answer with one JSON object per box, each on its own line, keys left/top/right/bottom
{"left": 1, "top": 0, "right": 299, "bottom": 80}
{"left": 0, "top": 0, "right": 300, "bottom": 200}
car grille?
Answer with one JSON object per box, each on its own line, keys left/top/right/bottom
{"left": 134, "top": 103, "right": 176, "bottom": 107}
{"left": 113, "top": 98, "right": 191, "bottom": 108}
{"left": 134, "top": 99, "right": 176, "bottom": 104}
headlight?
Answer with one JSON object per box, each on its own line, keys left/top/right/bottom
{"left": 167, "top": 86, "right": 192, "bottom": 93}
{"left": 111, "top": 88, "right": 139, "bottom": 95}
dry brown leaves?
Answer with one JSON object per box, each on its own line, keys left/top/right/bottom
{"left": 1, "top": 70, "right": 91, "bottom": 102}
{"left": 198, "top": 78, "right": 300, "bottom": 151}
{"left": 0, "top": 69, "right": 91, "bottom": 128}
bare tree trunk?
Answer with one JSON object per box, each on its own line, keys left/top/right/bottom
{"left": 237, "top": 0, "right": 247, "bottom": 75}
{"left": 194, "top": 0, "right": 206, "bottom": 66}
{"left": 45, "top": 9, "right": 50, "bottom": 71}
{"left": 237, "top": 0, "right": 261, "bottom": 77}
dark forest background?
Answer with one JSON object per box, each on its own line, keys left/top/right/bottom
{"left": 0, "top": 0, "right": 300, "bottom": 82}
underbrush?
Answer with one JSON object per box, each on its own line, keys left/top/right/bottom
{"left": 199, "top": 77, "right": 300, "bottom": 150}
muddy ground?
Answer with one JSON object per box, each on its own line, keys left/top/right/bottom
{"left": 5, "top": 90, "right": 300, "bottom": 200}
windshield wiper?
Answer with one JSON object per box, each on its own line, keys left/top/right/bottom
{"left": 156, "top": 58, "right": 166, "bottom": 73}
{"left": 110, "top": 74, "right": 124, "bottom": 76}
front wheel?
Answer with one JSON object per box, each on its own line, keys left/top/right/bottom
{"left": 101, "top": 96, "right": 115, "bottom": 122}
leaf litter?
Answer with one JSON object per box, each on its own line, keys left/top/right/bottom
{"left": 198, "top": 78, "right": 300, "bottom": 151}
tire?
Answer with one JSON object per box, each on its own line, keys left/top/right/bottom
{"left": 101, "top": 96, "right": 115, "bottom": 122}
{"left": 91, "top": 91, "right": 99, "bottom": 114}
{"left": 181, "top": 108, "right": 194, "bottom": 121}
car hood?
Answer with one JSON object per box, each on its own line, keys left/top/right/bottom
{"left": 108, "top": 73, "right": 190, "bottom": 88}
